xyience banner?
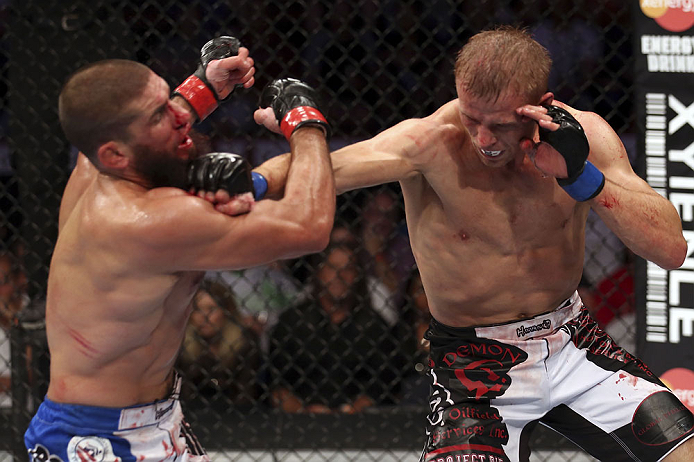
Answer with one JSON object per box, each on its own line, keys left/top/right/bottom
{"left": 635, "top": 0, "right": 694, "bottom": 413}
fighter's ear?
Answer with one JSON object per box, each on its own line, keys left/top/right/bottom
{"left": 538, "top": 92, "right": 554, "bottom": 107}
{"left": 97, "top": 141, "right": 130, "bottom": 170}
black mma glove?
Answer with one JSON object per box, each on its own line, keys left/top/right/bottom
{"left": 260, "top": 78, "right": 331, "bottom": 140}
{"left": 539, "top": 105, "right": 604, "bottom": 202}
{"left": 188, "top": 153, "right": 255, "bottom": 198}
{"left": 173, "top": 36, "right": 241, "bottom": 122}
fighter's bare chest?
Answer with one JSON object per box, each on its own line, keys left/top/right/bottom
{"left": 467, "top": 184, "right": 565, "bottom": 228}
{"left": 405, "top": 169, "right": 576, "bottom": 252}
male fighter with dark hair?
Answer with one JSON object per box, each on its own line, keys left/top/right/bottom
{"left": 252, "top": 26, "right": 694, "bottom": 461}
{"left": 24, "top": 37, "right": 335, "bottom": 462}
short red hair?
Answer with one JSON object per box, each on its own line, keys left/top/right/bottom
{"left": 455, "top": 26, "right": 551, "bottom": 104}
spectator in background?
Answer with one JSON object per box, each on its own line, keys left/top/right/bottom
{"left": 214, "top": 261, "right": 300, "bottom": 353}
{"left": 0, "top": 251, "right": 28, "bottom": 408}
{"left": 357, "top": 186, "right": 415, "bottom": 326}
{"left": 393, "top": 267, "right": 431, "bottom": 407}
{"left": 0, "top": 252, "right": 26, "bottom": 323}
{"left": 268, "top": 229, "right": 394, "bottom": 413}
{"left": 178, "top": 279, "right": 261, "bottom": 405}
{"left": 358, "top": 188, "right": 399, "bottom": 326}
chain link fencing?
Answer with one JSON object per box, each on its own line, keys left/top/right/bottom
{"left": 0, "top": 1, "right": 636, "bottom": 460}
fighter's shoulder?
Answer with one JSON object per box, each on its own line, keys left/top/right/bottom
{"left": 144, "top": 186, "right": 193, "bottom": 201}
{"left": 100, "top": 188, "right": 222, "bottom": 260}
{"left": 426, "top": 100, "right": 465, "bottom": 139}
{"left": 385, "top": 101, "right": 462, "bottom": 148}
{"left": 110, "top": 187, "right": 207, "bottom": 235}
{"left": 139, "top": 187, "right": 213, "bottom": 220}
{"left": 419, "top": 99, "right": 459, "bottom": 126}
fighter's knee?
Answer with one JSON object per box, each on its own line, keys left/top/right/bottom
{"left": 661, "top": 436, "right": 694, "bottom": 461}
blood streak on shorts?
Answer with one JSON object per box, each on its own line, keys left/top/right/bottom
{"left": 421, "top": 292, "right": 694, "bottom": 462}
{"left": 24, "top": 373, "right": 208, "bottom": 462}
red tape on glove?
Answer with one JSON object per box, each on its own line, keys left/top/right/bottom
{"left": 174, "top": 75, "right": 218, "bottom": 121}
{"left": 280, "top": 106, "right": 328, "bottom": 140}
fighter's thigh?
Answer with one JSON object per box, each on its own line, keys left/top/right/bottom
{"left": 422, "top": 399, "right": 526, "bottom": 462}
{"left": 422, "top": 369, "right": 550, "bottom": 462}
{"left": 545, "top": 369, "right": 694, "bottom": 461}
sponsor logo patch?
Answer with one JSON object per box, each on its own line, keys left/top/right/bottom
{"left": 516, "top": 320, "right": 551, "bottom": 338}
{"left": 454, "top": 359, "right": 508, "bottom": 400}
{"left": 154, "top": 400, "right": 175, "bottom": 420}
{"left": 67, "top": 436, "right": 116, "bottom": 462}
{"left": 632, "top": 391, "right": 694, "bottom": 445}
{"left": 28, "top": 443, "right": 63, "bottom": 462}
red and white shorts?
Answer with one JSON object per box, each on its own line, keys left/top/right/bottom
{"left": 421, "top": 292, "right": 694, "bottom": 462}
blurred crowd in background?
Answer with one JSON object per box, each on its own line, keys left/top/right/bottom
{"left": 0, "top": 0, "right": 636, "bottom": 414}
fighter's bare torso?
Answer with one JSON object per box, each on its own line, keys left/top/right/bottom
{"left": 258, "top": 94, "right": 638, "bottom": 326}
{"left": 46, "top": 168, "right": 202, "bottom": 407}
{"left": 396, "top": 101, "right": 589, "bottom": 326}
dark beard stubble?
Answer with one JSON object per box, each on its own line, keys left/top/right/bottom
{"left": 130, "top": 129, "right": 211, "bottom": 189}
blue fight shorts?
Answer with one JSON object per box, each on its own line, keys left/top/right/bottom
{"left": 421, "top": 292, "right": 694, "bottom": 462}
{"left": 24, "top": 373, "right": 208, "bottom": 462}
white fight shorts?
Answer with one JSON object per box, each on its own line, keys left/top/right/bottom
{"left": 24, "top": 372, "right": 208, "bottom": 462}
{"left": 421, "top": 292, "right": 694, "bottom": 462}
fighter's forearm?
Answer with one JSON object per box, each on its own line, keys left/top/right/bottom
{"left": 253, "top": 148, "right": 363, "bottom": 198}
{"left": 255, "top": 137, "right": 414, "bottom": 198}
{"left": 253, "top": 154, "right": 291, "bottom": 199}
{"left": 591, "top": 178, "right": 687, "bottom": 270}
{"left": 281, "top": 126, "right": 336, "bottom": 235}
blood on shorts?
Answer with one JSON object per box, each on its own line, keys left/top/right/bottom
{"left": 615, "top": 372, "right": 639, "bottom": 388}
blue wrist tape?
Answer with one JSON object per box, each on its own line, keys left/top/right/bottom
{"left": 251, "top": 172, "right": 268, "bottom": 200}
{"left": 560, "top": 161, "right": 605, "bottom": 202}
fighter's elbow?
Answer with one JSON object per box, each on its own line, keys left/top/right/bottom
{"left": 650, "top": 234, "right": 688, "bottom": 270}
{"left": 294, "top": 213, "right": 333, "bottom": 253}
{"left": 661, "top": 236, "right": 688, "bottom": 270}
{"left": 307, "top": 217, "right": 333, "bottom": 251}
{"left": 306, "top": 232, "right": 331, "bottom": 254}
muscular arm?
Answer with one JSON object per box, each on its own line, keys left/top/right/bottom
{"left": 254, "top": 116, "right": 446, "bottom": 197}
{"left": 135, "top": 126, "right": 335, "bottom": 271}
{"left": 584, "top": 112, "right": 686, "bottom": 270}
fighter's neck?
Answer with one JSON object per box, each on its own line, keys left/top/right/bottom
{"left": 98, "top": 170, "right": 151, "bottom": 191}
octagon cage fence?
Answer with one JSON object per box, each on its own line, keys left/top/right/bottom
{"left": 0, "top": 1, "right": 637, "bottom": 461}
